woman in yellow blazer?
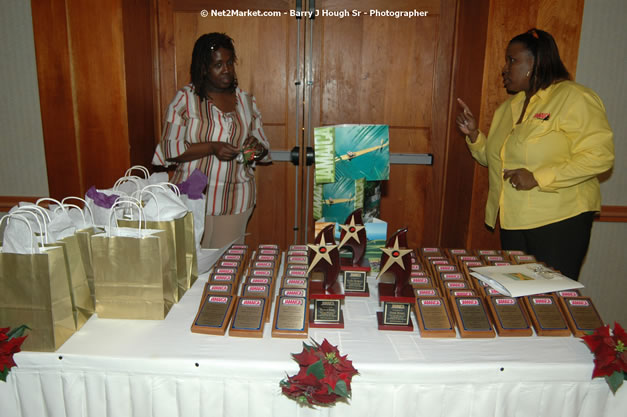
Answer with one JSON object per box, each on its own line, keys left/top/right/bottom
{"left": 456, "top": 28, "right": 614, "bottom": 280}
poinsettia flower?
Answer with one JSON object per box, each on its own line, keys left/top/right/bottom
{"left": 583, "top": 322, "right": 627, "bottom": 379}
{"left": 292, "top": 344, "right": 321, "bottom": 367}
{"left": 281, "top": 338, "right": 358, "bottom": 407}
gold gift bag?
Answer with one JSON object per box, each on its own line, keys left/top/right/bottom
{"left": 91, "top": 202, "right": 172, "bottom": 320}
{"left": 61, "top": 197, "right": 101, "bottom": 303}
{"left": 118, "top": 217, "right": 182, "bottom": 304}
{"left": 183, "top": 211, "right": 199, "bottom": 291}
{"left": 74, "top": 226, "right": 101, "bottom": 303}
{"left": 52, "top": 235, "right": 95, "bottom": 329}
{"left": 0, "top": 215, "right": 75, "bottom": 352}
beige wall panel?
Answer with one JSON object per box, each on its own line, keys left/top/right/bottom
{"left": 0, "top": 1, "right": 48, "bottom": 197}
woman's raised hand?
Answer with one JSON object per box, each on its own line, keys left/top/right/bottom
{"left": 456, "top": 98, "right": 479, "bottom": 142}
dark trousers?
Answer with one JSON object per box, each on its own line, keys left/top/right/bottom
{"left": 500, "top": 212, "right": 595, "bottom": 281}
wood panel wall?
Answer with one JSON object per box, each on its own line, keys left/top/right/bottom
{"left": 31, "top": 0, "right": 155, "bottom": 199}
{"left": 441, "top": 0, "right": 586, "bottom": 249}
{"left": 28, "top": 0, "right": 589, "bottom": 247}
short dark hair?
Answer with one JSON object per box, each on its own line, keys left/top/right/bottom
{"left": 190, "top": 33, "right": 238, "bottom": 100}
{"left": 509, "top": 28, "right": 570, "bottom": 92}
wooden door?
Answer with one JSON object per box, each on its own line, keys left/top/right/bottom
{"left": 156, "top": 0, "right": 456, "bottom": 249}
{"left": 156, "top": 0, "right": 303, "bottom": 250}
{"left": 306, "top": 0, "right": 456, "bottom": 248}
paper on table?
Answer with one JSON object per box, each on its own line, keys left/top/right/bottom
{"left": 470, "top": 263, "right": 584, "bottom": 298}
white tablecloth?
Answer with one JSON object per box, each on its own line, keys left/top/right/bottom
{"left": 1, "top": 255, "right": 625, "bottom": 417}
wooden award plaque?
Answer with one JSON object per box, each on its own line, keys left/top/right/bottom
{"left": 378, "top": 302, "right": 414, "bottom": 331}
{"left": 448, "top": 289, "right": 477, "bottom": 298}
{"left": 410, "top": 275, "right": 434, "bottom": 289}
{"left": 415, "top": 288, "right": 441, "bottom": 297}
{"left": 229, "top": 297, "right": 266, "bottom": 338}
{"left": 560, "top": 297, "right": 604, "bottom": 337}
{"left": 523, "top": 294, "right": 571, "bottom": 336}
{"left": 191, "top": 294, "right": 235, "bottom": 336}
{"left": 343, "top": 270, "right": 369, "bottom": 296}
{"left": 414, "top": 297, "right": 456, "bottom": 337}
{"left": 242, "top": 284, "right": 271, "bottom": 298}
{"left": 203, "top": 283, "right": 233, "bottom": 295}
{"left": 451, "top": 297, "right": 495, "bottom": 338}
{"left": 209, "top": 272, "right": 236, "bottom": 286}
{"left": 486, "top": 296, "right": 532, "bottom": 337}
{"left": 310, "top": 299, "right": 344, "bottom": 328}
{"left": 272, "top": 296, "right": 309, "bottom": 338}
{"left": 280, "top": 288, "right": 307, "bottom": 298}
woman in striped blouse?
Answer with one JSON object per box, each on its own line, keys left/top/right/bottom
{"left": 153, "top": 33, "right": 270, "bottom": 248}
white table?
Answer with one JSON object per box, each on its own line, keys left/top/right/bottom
{"left": 1, "top": 261, "right": 625, "bottom": 417}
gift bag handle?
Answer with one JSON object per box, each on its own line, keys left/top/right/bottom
{"left": 155, "top": 182, "right": 181, "bottom": 196}
{"left": 132, "top": 189, "right": 161, "bottom": 222}
{"left": 124, "top": 165, "right": 150, "bottom": 179}
{"left": 0, "top": 213, "right": 41, "bottom": 253}
{"left": 36, "top": 197, "right": 66, "bottom": 213}
{"left": 17, "top": 204, "right": 51, "bottom": 224}
{"left": 140, "top": 183, "right": 181, "bottom": 197}
{"left": 108, "top": 199, "right": 144, "bottom": 237}
{"left": 54, "top": 203, "right": 86, "bottom": 224}
{"left": 113, "top": 176, "right": 142, "bottom": 192}
{"left": 12, "top": 209, "right": 50, "bottom": 245}
{"left": 13, "top": 206, "right": 51, "bottom": 244}
{"left": 60, "top": 196, "right": 94, "bottom": 224}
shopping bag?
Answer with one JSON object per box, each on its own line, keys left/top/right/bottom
{"left": 0, "top": 214, "right": 75, "bottom": 351}
{"left": 34, "top": 198, "right": 95, "bottom": 330}
{"left": 120, "top": 186, "right": 186, "bottom": 301}
{"left": 91, "top": 201, "right": 172, "bottom": 319}
{"left": 61, "top": 197, "right": 101, "bottom": 302}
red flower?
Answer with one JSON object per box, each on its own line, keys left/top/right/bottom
{"left": 0, "top": 325, "right": 29, "bottom": 382}
{"left": 582, "top": 322, "right": 627, "bottom": 393}
{"left": 281, "top": 339, "right": 358, "bottom": 407}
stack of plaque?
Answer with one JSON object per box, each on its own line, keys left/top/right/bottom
{"left": 554, "top": 290, "right": 604, "bottom": 337}
{"left": 272, "top": 245, "right": 309, "bottom": 338}
{"left": 226, "top": 244, "right": 281, "bottom": 338}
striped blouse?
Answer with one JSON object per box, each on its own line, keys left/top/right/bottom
{"left": 152, "top": 85, "right": 270, "bottom": 216}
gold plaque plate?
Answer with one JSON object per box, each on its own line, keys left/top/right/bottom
{"left": 229, "top": 297, "right": 266, "bottom": 338}
{"left": 524, "top": 295, "right": 571, "bottom": 336}
{"left": 191, "top": 294, "right": 234, "bottom": 336}
{"left": 414, "top": 297, "right": 456, "bottom": 337}
{"left": 487, "top": 296, "right": 532, "bottom": 337}
{"left": 451, "top": 297, "right": 495, "bottom": 338}
{"left": 272, "top": 296, "right": 308, "bottom": 338}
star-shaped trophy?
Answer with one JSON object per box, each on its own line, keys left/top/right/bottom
{"left": 308, "top": 224, "right": 345, "bottom": 328}
{"left": 338, "top": 209, "right": 371, "bottom": 296}
{"left": 376, "top": 227, "right": 415, "bottom": 331}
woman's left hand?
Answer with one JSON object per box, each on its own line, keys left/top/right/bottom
{"left": 503, "top": 168, "right": 538, "bottom": 191}
{"left": 243, "top": 136, "right": 268, "bottom": 160}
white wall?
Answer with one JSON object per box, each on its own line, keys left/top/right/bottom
{"left": 576, "top": 0, "right": 627, "bottom": 325}
{"left": 0, "top": 0, "right": 48, "bottom": 197}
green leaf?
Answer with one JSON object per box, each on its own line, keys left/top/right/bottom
{"left": 7, "top": 325, "right": 30, "bottom": 340}
{"left": 605, "top": 371, "right": 624, "bottom": 394}
{"left": 0, "top": 368, "right": 8, "bottom": 383}
{"left": 306, "top": 360, "right": 325, "bottom": 380}
{"left": 333, "top": 379, "right": 348, "bottom": 398}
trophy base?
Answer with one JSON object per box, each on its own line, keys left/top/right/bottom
{"left": 376, "top": 311, "right": 414, "bottom": 331}
{"left": 309, "top": 310, "right": 345, "bottom": 328}
{"left": 340, "top": 256, "right": 371, "bottom": 272}
{"left": 309, "top": 280, "right": 345, "bottom": 298}
{"left": 378, "top": 282, "right": 415, "bottom": 304}
{"left": 344, "top": 282, "right": 370, "bottom": 297}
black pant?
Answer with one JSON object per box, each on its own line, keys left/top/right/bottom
{"left": 500, "top": 212, "right": 595, "bottom": 281}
